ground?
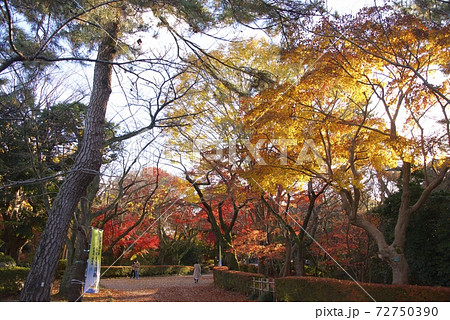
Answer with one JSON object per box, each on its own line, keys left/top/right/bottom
{"left": 82, "top": 274, "right": 249, "bottom": 302}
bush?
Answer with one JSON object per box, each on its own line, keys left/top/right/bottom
{"left": 100, "top": 265, "right": 194, "bottom": 278}
{"left": 0, "top": 267, "right": 30, "bottom": 298}
{"left": 140, "top": 265, "right": 193, "bottom": 277}
{"left": 213, "top": 266, "right": 265, "bottom": 296}
{"left": 56, "top": 259, "right": 67, "bottom": 278}
{"left": 275, "top": 276, "right": 450, "bottom": 302}
{"left": 0, "top": 253, "right": 16, "bottom": 268}
{"left": 100, "top": 266, "right": 131, "bottom": 278}
{"left": 239, "top": 263, "right": 258, "bottom": 273}
{"left": 201, "top": 265, "right": 211, "bottom": 274}
{"left": 259, "top": 291, "right": 274, "bottom": 302}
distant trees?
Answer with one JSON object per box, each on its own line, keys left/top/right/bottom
{"left": 0, "top": 66, "right": 88, "bottom": 263}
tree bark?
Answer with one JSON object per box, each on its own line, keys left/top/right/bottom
{"left": 59, "top": 225, "right": 76, "bottom": 296}
{"left": 378, "top": 245, "right": 410, "bottom": 285}
{"left": 279, "top": 238, "right": 292, "bottom": 277}
{"left": 294, "top": 243, "right": 305, "bottom": 276}
{"left": 20, "top": 22, "right": 120, "bottom": 301}
{"left": 67, "top": 176, "right": 99, "bottom": 302}
{"left": 185, "top": 173, "right": 240, "bottom": 270}
{"left": 342, "top": 160, "right": 448, "bottom": 285}
{"left": 223, "top": 250, "right": 239, "bottom": 270}
{"left": 390, "top": 253, "right": 409, "bottom": 285}
{"left": 67, "top": 224, "right": 89, "bottom": 302}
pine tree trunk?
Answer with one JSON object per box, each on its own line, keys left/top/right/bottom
{"left": 20, "top": 23, "right": 119, "bottom": 301}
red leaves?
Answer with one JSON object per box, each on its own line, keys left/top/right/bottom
{"left": 100, "top": 213, "right": 160, "bottom": 259}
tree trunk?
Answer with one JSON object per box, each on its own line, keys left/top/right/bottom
{"left": 4, "top": 236, "right": 27, "bottom": 263}
{"left": 343, "top": 160, "right": 448, "bottom": 286}
{"left": 67, "top": 225, "right": 89, "bottom": 301}
{"left": 258, "top": 258, "right": 266, "bottom": 276}
{"left": 279, "top": 238, "right": 292, "bottom": 277}
{"left": 223, "top": 248, "right": 239, "bottom": 270}
{"left": 59, "top": 224, "right": 77, "bottom": 296}
{"left": 20, "top": 22, "right": 119, "bottom": 301}
{"left": 391, "top": 254, "right": 409, "bottom": 285}
{"left": 379, "top": 245, "right": 410, "bottom": 285}
{"left": 294, "top": 243, "right": 305, "bottom": 276}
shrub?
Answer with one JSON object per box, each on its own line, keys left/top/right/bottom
{"left": 213, "top": 266, "right": 265, "bottom": 296}
{"left": 259, "top": 291, "right": 274, "bottom": 302}
{"left": 100, "top": 266, "right": 131, "bottom": 278}
{"left": 202, "top": 265, "right": 211, "bottom": 274}
{"left": 239, "top": 263, "right": 258, "bottom": 273}
{"left": 100, "top": 265, "right": 194, "bottom": 278}
{"left": 0, "top": 253, "right": 16, "bottom": 268}
{"left": 56, "top": 259, "right": 67, "bottom": 278}
{"left": 0, "top": 267, "right": 30, "bottom": 298}
{"left": 140, "top": 265, "right": 193, "bottom": 277}
{"left": 275, "top": 276, "right": 450, "bottom": 302}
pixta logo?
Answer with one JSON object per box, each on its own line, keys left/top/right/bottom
{"left": 190, "top": 138, "right": 325, "bottom": 167}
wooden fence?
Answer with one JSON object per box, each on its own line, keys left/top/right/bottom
{"left": 251, "top": 277, "right": 275, "bottom": 301}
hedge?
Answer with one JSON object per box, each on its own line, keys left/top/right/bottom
{"left": 0, "top": 267, "right": 30, "bottom": 298}
{"left": 276, "top": 276, "right": 450, "bottom": 302}
{"left": 101, "top": 265, "right": 194, "bottom": 278}
{"left": 0, "top": 259, "right": 68, "bottom": 299}
{"left": 213, "top": 266, "right": 265, "bottom": 296}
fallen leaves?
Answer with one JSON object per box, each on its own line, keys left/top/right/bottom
{"left": 82, "top": 274, "right": 249, "bottom": 302}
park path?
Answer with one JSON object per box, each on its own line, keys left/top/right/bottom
{"left": 83, "top": 274, "right": 249, "bottom": 302}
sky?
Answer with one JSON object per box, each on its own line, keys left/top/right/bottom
{"left": 327, "top": 0, "right": 378, "bottom": 14}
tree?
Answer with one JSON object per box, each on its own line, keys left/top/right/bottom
{"left": 155, "top": 200, "right": 210, "bottom": 265}
{"left": 376, "top": 170, "right": 450, "bottom": 286}
{"left": 259, "top": 181, "right": 328, "bottom": 276}
{"left": 327, "top": 5, "right": 449, "bottom": 285}
{"left": 96, "top": 167, "right": 181, "bottom": 262}
{"left": 20, "top": 16, "right": 121, "bottom": 300}
{"left": 183, "top": 162, "right": 252, "bottom": 270}
{"left": 395, "top": 0, "right": 450, "bottom": 24}
{"left": 243, "top": 5, "right": 449, "bottom": 284}
{"left": 0, "top": 67, "right": 87, "bottom": 263}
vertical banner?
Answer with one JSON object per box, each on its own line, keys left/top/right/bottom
{"left": 84, "top": 228, "right": 103, "bottom": 293}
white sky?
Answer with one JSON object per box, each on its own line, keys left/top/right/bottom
{"left": 327, "top": 0, "right": 378, "bottom": 14}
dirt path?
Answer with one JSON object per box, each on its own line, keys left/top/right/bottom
{"left": 83, "top": 274, "right": 249, "bottom": 302}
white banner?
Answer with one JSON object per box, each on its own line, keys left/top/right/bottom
{"left": 83, "top": 228, "right": 103, "bottom": 293}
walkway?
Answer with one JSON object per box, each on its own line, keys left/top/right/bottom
{"left": 83, "top": 274, "right": 249, "bottom": 302}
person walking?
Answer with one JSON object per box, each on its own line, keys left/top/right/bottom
{"left": 134, "top": 260, "right": 140, "bottom": 279}
{"left": 193, "top": 262, "right": 201, "bottom": 283}
{"left": 130, "top": 261, "right": 136, "bottom": 279}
